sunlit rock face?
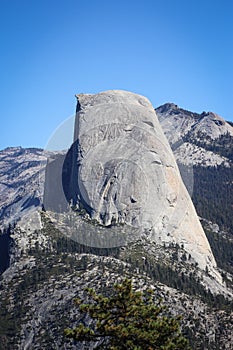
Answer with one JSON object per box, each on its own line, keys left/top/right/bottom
{"left": 73, "top": 91, "right": 171, "bottom": 227}
{"left": 72, "top": 90, "right": 219, "bottom": 274}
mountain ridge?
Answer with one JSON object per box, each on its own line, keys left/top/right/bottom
{"left": 156, "top": 103, "right": 233, "bottom": 145}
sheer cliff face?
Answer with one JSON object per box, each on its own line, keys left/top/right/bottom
{"left": 72, "top": 90, "right": 218, "bottom": 273}
{"left": 74, "top": 90, "right": 173, "bottom": 229}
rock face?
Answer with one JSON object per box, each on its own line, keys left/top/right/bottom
{"left": 156, "top": 103, "right": 233, "bottom": 144}
{"left": 155, "top": 103, "right": 233, "bottom": 168}
{"left": 71, "top": 90, "right": 218, "bottom": 274}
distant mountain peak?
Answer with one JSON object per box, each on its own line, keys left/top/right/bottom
{"left": 156, "top": 102, "right": 179, "bottom": 113}
{"left": 156, "top": 103, "right": 233, "bottom": 142}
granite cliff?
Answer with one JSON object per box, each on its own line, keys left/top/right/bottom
{"left": 63, "top": 90, "right": 219, "bottom": 277}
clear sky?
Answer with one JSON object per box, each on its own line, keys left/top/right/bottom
{"left": 1, "top": 0, "right": 233, "bottom": 150}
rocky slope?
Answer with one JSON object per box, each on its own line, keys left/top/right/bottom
{"left": 0, "top": 147, "right": 60, "bottom": 227}
{"left": 156, "top": 103, "right": 233, "bottom": 167}
{"left": 0, "top": 212, "right": 232, "bottom": 350}
{"left": 156, "top": 103, "right": 233, "bottom": 143}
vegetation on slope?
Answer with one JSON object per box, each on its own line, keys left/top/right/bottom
{"left": 65, "top": 278, "right": 191, "bottom": 350}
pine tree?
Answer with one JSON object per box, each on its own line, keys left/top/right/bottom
{"left": 64, "top": 279, "right": 191, "bottom": 349}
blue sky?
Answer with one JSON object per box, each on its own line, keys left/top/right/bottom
{"left": 1, "top": 0, "right": 232, "bottom": 150}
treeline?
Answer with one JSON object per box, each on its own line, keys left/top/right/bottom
{"left": 204, "top": 228, "right": 233, "bottom": 276}
{"left": 184, "top": 131, "right": 233, "bottom": 161}
{"left": 0, "top": 224, "right": 15, "bottom": 275}
{"left": 124, "top": 252, "right": 233, "bottom": 311}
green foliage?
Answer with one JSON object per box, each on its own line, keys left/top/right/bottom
{"left": 0, "top": 224, "right": 14, "bottom": 275}
{"left": 183, "top": 131, "right": 233, "bottom": 161}
{"left": 123, "top": 244, "right": 233, "bottom": 310}
{"left": 64, "top": 279, "right": 191, "bottom": 349}
{"left": 204, "top": 229, "right": 233, "bottom": 276}
{"left": 177, "top": 163, "right": 233, "bottom": 233}
{"left": 191, "top": 164, "right": 233, "bottom": 231}
{"left": 178, "top": 131, "right": 233, "bottom": 232}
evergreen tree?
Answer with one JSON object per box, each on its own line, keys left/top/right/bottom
{"left": 64, "top": 279, "right": 191, "bottom": 349}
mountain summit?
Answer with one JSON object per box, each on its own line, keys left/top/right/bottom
{"left": 156, "top": 103, "right": 233, "bottom": 143}
{"left": 156, "top": 103, "right": 233, "bottom": 167}
{"left": 58, "top": 90, "right": 220, "bottom": 277}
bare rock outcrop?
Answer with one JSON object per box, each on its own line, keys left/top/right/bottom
{"left": 70, "top": 90, "right": 220, "bottom": 277}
